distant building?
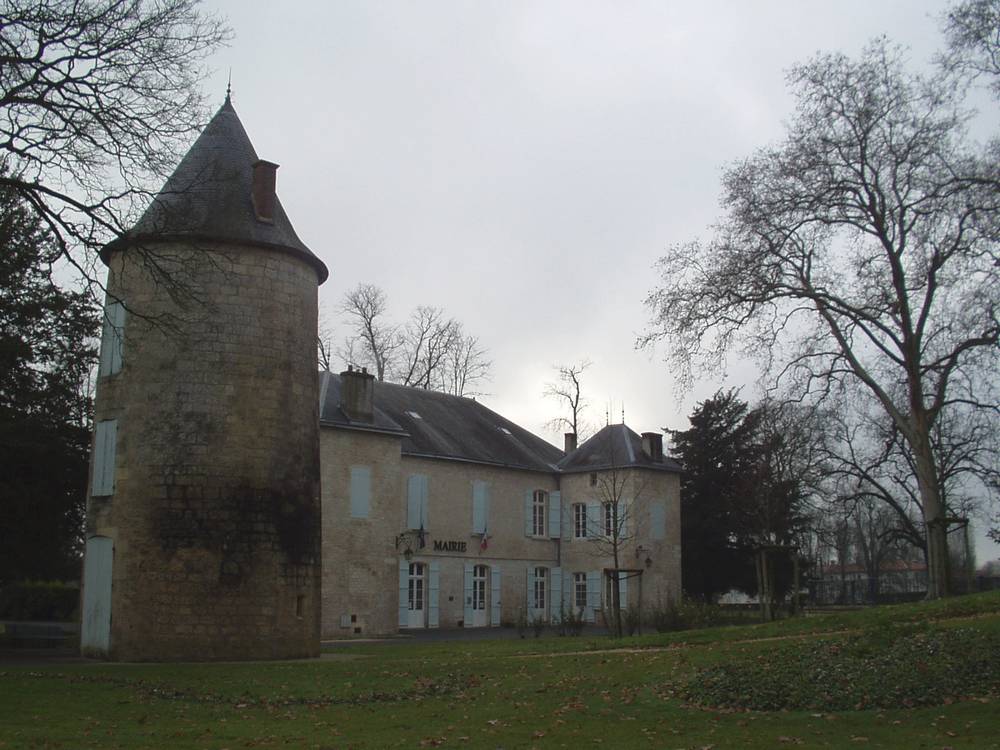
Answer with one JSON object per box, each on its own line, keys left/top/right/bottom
{"left": 812, "top": 560, "right": 928, "bottom": 604}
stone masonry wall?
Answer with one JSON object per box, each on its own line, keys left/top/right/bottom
{"left": 85, "top": 242, "right": 322, "bottom": 661}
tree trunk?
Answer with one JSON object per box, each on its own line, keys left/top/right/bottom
{"left": 912, "top": 432, "right": 950, "bottom": 599}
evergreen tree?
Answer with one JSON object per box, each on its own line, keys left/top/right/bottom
{"left": 0, "top": 181, "right": 99, "bottom": 583}
{"left": 669, "top": 390, "right": 759, "bottom": 600}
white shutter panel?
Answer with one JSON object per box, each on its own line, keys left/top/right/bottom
{"left": 490, "top": 566, "right": 502, "bottom": 626}
{"left": 463, "top": 563, "right": 474, "bottom": 627}
{"left": 586, "top": 570, "right": 600, "bottom": 623}
{"left": 651, "top": 502, "right": 666, "bottom": 540}
{"left": 398, "top": 560, "right": 409, "bottom": 628}
{"left": 406, "top": 475, "right": 421, "bottom": 529}
{"left": 80, "top": 536, "right": 113, "bottom": 654}
{"left": 551, "top": 567, "right": 562, "bottom": 622}
{"left": 586, "top": 502, "right": 599, "bottom": 538}
{"left": 428, "top": 561, "right": 440, "bottom": 628}
{"left": 91, "top": 420, "right": 117, "bottom": 496}
{"left": 349, "top": 466, "right": 371, "bottom": 518}
{"left": 619, "top": 572, "right": 629, "bottom": 609}
{"left": 524, "top": 491, "right": 533, "bottom": 536}
{"left": 548, "top": 491, "right": 561, "bottom": 539}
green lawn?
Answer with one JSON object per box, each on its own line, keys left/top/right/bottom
{"left": 2, "top": 592, "right": 999, "bottom": 749}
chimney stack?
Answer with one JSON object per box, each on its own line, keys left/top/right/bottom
{"left": 564, "top": 432, "right": 577, "bottom": 454}
{"left": 251, "top": 159, "right": 279, "bottom": 223}
{"left": 340, "top": 367, "right": 375, "bottom": 424}
{"left": 641, "top": 432, "right": 663, "bottom": 462}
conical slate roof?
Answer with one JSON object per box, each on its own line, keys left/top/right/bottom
{"left": 557, "top": 424, "right": 681, "bottom": 473}
{"left": 102, "top": 96, "right": 328, "bottom": 283}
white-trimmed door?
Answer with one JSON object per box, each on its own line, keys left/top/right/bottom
{"left": 407, "top": 562, "right": 427, "bottom": 628}
{"left": 472, "top": 564, "right": 489, "bottom": 627}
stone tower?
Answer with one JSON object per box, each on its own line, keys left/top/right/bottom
{"left": 79, "top": 95, "right": 328, "bottom": 661}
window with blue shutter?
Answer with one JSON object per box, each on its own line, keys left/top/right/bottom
{"left": 397, "top": 560, "right": 409, "bottom": 628}
{"left": 650, "top": 502, "right": 666, "bottom": 540}
{"left": 349, "top": 466, "right": 371, "bottom": 518}
{"left": 407, "top": 474, "right": 429, "bottom": 530}
{"left": 550, "top": 567, "right": 562, "bottom": 620}
{"left": 472, "top": 480, "right": 489, "bottom": 534}
{"left": 91, "top": 419, "right": 117, "bottom": 496}
{"left": 490, "top": 566, "right": 502, "bottom": 626}
{"left": 98, "top": 301, "right": 125, "bottom": 377}
{"left": 428, "top": 561, "right": 440, "bottom": 628}
{"left": 463, "top": 563, "right": 474, "bottom": 626}
{"left": 548, "top": 491, "right": 561, "bottom": 539}
{"left": 586, "top": 570, "right": 600, "bottom": 623}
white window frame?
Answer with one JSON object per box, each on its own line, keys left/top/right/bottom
{"left": 574, "top": 572, "right": 587, "bottom": 609}
{"left": 532, "top": 490, "right": 547, "bottom": 537}
{"left": 573, "top": 503, "right": 587, "bottom": 539}
{"left": 603, "top": 502, "right": 614, "bottom": 537}
{"left": 533, "top": 567, "right": 547, "bottom": 610}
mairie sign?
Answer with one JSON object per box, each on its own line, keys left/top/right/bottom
{"left": 432, "top": 540, "right": 467, "bottom": 552}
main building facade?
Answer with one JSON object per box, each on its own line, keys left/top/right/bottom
{"left": 319, "top": 368, "right": 681, "bottom": 637}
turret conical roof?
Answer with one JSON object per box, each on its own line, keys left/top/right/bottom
{"left": 102, "top": 97, "right": 328, "bottom": 283}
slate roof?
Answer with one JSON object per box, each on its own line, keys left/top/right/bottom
{"left": 557, "top": 424, "right": 682, "bottom": 474}
{"left": 319, "top": 372, "right": 564, "bottom": 473}
{"left": 101, "top": 96, "right": 328, "bottom": 283}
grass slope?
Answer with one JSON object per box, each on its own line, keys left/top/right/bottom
{"left": 1, "top": 592, "right": 998, "bottom": 749}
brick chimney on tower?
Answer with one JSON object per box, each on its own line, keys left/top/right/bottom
{"left": 251, "top": 160, "right": 279, "bottom": 223}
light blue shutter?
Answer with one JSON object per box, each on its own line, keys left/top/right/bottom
{"left": 551, "top": 567, "right": 562, "bottom": 621}
{"left": 349, "top": 466, "right": 371, "bottom": 518}
{"left": 619, "top": 572, "right": 629, "bottom": 609}
{"left": 586, "top": 570, "right": 600, "bottom": 623}
{"left": 525, "top": 566, "right": 532, "bottom": 612}
{"left": 524, "top": 491, "right": 533, "bottom": 536}
{"left": 428, "top": 561, "right": 440, "bottom": 628}
{"left": 490, "top": 566, "right": 502, "bottom": 626}
{"left": 98, "top": 301, "right": 125, "bottom": 377}
{"left": 80, "top": 536, "right": 113, "bottom": 654}
{"left": 463, "top": 563, "right": 474, "bottom": 626}
{"left": 407, "top": 475, "right": 422, "bottom": 529}
{"left": 472, "top": 481, "right": 487, "bottom": 534}
{"left": 420, "top": 475, "right": 430, "bottom": 529}
{"left": 91, "top": 420, "right": 117, "bottom": 496}
{"left": 651, "top": 502, "right": 666, "bottom": 540}
{"left": 586, "top": 502, "right": 599, "bottom": 538}
{"left": 398, "top": 560, "right": 409, "bottom": 628}
{"left": 548, "top": 491, "right": 561, "bottom": 539}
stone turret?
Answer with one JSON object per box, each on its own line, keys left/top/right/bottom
{"left": 79, "top": 95, "right": 328, "bottom": 661}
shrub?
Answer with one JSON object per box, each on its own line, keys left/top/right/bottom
{"left": 553, "top": 607, "right": 585, "bottom": 637}
{"left": 0, "top": 581, "right": 79, "bottom": 622}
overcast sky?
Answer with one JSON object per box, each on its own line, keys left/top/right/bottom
{"left": 196, "top": 0, "right": 996, "bottom": 559}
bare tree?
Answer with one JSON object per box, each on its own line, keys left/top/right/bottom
{"left": 941, "top": 0, "right": 1000, "bottom": 94}
{"left": 338, "top": 283, "right": 493, "bottom": 394}
{"left": 587, "top": 463, "right": 645, "bottom": 638}
{"left": 340, "top": 283, "right": 398, "bottom": 380}
{"left": 641, "top": 39, "right": 999, "bottom": 598}
{"left": 0, "top": 0, "right": 230, "bottom": 290}
{"left": 543, "top": 360, "right": 592, "bottom": 440}
{"left": 395, "top": 306, "right": 459, "bottom": 389}
{"left": 443, "top": 329, "right": 491, "bottom": 397}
